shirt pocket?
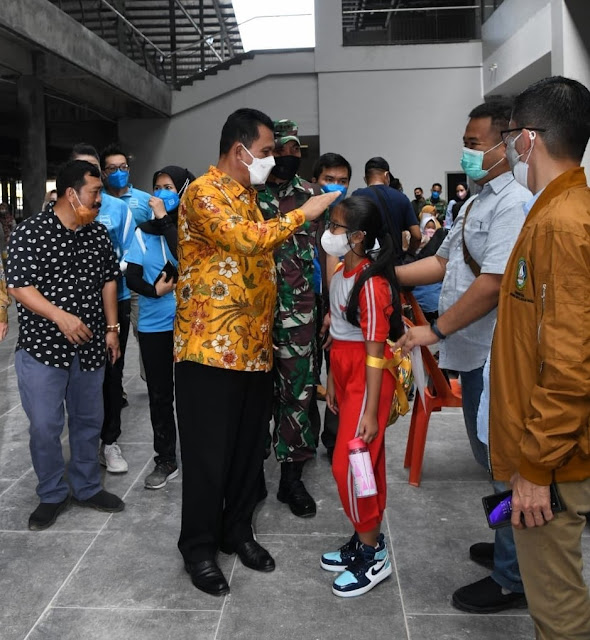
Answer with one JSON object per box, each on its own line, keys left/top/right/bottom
{"left": 540, "top": 274, "right": 588, "bottom": 364}
{"left": 464, "top": 215, "right": 490, "bottom": 265}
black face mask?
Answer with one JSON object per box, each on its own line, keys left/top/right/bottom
{"left": 270, "top": 155, "right": 301, "bottom": 182}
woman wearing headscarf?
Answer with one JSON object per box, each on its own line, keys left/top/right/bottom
{"left": 412, "top": 213, "right": 448, "bottom": 322}
{"left": 125, "top": 165, "right": 195, "bottom": 490}
{"left": 417, "top": 212, "right": 441, "bottom": 254}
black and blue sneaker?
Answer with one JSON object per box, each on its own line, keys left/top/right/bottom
{"left": 320, "top": 532, "right": 359, "bottom": 572}
{"left": 332, "top": 535, "right": 392, "bottom": 597}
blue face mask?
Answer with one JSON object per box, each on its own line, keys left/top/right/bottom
{"left": 322, "top": 183, "right": 348, "bottom": 207}
{"left": 430, "top": 190, "right": 440, "bottom": 200}
{"left": 154, "top": 189, "right": 180, "bottom": 213}
{"left": 107, "top": 169, "right": 129, "bottom": 190}
{"left": 460, "top": 141, "right": 504, "bottom": 182}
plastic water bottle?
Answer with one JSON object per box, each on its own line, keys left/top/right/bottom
{"left": 348, "top": 437, "right": 377, "bottom": 497}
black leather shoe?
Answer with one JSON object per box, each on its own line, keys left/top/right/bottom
{"left": 74, "top": 490, "right": 124, "bottom": 512}
{"left": 28, "top": 494, "right": 71, "bottom": 531}
{"left": 185, "top": 560, "right": 230, "bottom": 596}
{"left": 452, "top": 576, "right": 527, "bottom": 613}
{"left": 469, "top": 542, "right": 494, "bottom": 570}
{"left": 228, "top": 540, "right": 275, "bottom": 572}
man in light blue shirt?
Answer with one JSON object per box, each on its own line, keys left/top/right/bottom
{"left": 395, "top": 100, "right": 531, "bottom": 614}
{"left": 72, "top": 144, "right": 134, "bottom": 475}
{"left": 100, "top": 143, "right": 152, "bottom": 382}
{"left": 100, "top": 144, "right": 152, "bottom": 226}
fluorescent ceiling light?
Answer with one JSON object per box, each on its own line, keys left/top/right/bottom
{"left": 232, "top": 0, "right": 315, "bottom": 52}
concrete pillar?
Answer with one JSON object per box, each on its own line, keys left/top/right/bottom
{"left": 17, "top": 74, "right": 47, "bottom": 219}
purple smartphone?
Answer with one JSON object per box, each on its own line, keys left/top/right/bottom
{"left": 482, "top": 484, "right": 564, "bottom": 529}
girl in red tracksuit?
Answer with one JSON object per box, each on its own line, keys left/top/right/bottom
{"left": 320, "top": 195, "right": 403, "bottom": 598}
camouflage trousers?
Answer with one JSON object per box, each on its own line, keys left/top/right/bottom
{"left": 272, "top": 321, "right": 319, "bottom": 463}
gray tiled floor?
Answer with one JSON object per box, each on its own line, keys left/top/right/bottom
{"left": 1, "top": 303, "right": 583, "bottom": 639}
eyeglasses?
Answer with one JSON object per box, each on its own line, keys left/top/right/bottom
{"left": 326, "top": 220, "right": 350, "bottom": 232}
{"left": 104, "top": 163, "right": 130, "bottom": 174}
{"left": 500, "top": 127, "right": 546, "bottom": 145}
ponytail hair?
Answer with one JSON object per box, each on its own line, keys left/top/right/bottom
{"left": 341, "top": 196, "right": 404, "bottom": 341}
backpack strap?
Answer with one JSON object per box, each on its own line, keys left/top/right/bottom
{"left": 461, "top": 200, "right": 481, "bottom": 278}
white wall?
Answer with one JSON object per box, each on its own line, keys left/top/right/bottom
{"left": 171, "top": 50, "right": 316, "bottom": 115}
{"left": 318, "top": 67, "right": 483, "bottom": 195}
{"left": 552, "top": 0, "right": 590, "bottom": 172}
{"left": 315, "top": 0, "right": 483, "bottom": 197}
{"left": 552, "top": 0, "right": 590, "bottom": 85}
{"left": 119, "top": 72, "right": 318, "bottom": 191}
{"left": 482, "top": 0, "right": 551, "bottom": 96}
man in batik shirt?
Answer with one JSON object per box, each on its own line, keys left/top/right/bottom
{"left": 257, "top": 120, "right": 322, "bottom": 518}
{"left": 174, "top": 109, "right": 336, "bottom": 597}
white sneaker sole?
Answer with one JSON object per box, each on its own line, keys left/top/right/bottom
{"left": 144, "top": 468, "right": 179, "bottom": 490}
{"left": 332, "top": 562, "right": 392, "bottom": 598}
{"left": 320, "top": 558, "right": 348, "bottom": 572}
{"left": 99, "top": 458, "right": 129, "bottom": 474}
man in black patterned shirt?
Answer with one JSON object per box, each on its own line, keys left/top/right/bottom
{"left": 6, "top": 160, "right": 125, "bottom": 530}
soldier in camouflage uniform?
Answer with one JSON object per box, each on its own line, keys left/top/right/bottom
{"left": 258, "top": 120, "right": 321, "bottom": 518}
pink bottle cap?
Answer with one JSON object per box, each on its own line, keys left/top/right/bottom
{"left": 348, "top": 437, "right": 366, "bottom": 451}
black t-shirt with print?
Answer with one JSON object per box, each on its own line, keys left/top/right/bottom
{"left": 6, "top": 209, "right": 119, "bottom": 371}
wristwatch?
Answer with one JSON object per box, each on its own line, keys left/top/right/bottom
{"left": 430, "top": 320, "right": 446, "bottom": 340}
{"left": 106, "top": 323, "right": 120, "bottom": 334}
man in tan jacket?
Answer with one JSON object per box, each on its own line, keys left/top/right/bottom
{"left": 490, "top": 76, "right": 590, "bottom": 639}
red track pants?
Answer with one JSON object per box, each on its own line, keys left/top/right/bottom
{"left": 330, "top": 340, "right": 396, "bottom": 533}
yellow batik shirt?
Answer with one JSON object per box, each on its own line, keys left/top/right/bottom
{"left": 174, "top": 165, "right": 306, "bottom": 372}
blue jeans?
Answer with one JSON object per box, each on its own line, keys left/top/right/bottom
{"left": 15, "top": 350, "right": 105, "bottom": 502}
{"left": 460, "top": 366, "right": 523, "bottom": 593}
{"left": 459, "top": 366, "right": 488, "bottom": 470}
{"left": 491, "top": 480, "right": 524, "bottom": 593}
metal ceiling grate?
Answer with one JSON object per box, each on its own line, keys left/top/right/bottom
{"left": 342, "top": 0, "right": 481, "bottom": 45}
{"left": 49, "top": 0, "right": 246, "bottom": 87}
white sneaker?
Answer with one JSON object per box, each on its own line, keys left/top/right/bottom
{"left": 99, "top": 442, "right": 129, "bottom": 474}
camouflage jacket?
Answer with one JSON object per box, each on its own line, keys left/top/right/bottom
{"left": 257, "top": 176, "right": 321, "bottom": 330}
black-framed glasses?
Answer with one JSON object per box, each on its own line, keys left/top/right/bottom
{"left": 326, "top": 220, "right": 350, "bottom": 232}
{"left": 500, "top": 127, "right": 546, "bottom": 145}
{"left": 104, "top": 163, "right": 130, "bottom": 174}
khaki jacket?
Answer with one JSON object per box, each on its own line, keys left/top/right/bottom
{"left": 490, "top": 168, "right": 590, "bottom": 484}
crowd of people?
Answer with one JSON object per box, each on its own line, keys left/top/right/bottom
{"left": 0, "top": 75, "right": 588, "bottom": 639}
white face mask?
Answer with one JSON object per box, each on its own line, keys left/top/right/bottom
{"left": 321, "top": 229, "right": 351, "bottom": 257}
{"left": 240, "top": 144, "right": 275, "bottom": 185}
{"left": 506, "top": 131, "right": 536, "bottom": 189}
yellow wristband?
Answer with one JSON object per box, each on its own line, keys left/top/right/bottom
{"left": 366, "top": 355, "right": 387, "bottom": 369}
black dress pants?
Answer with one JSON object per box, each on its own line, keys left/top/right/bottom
{"left": 138, "top": 330, "right": 176, "bottom": 465}
{"left": 101, "top": 298, "right": 131, "bottom": 444}
{"left": 175, "top": 361, "right": 273, "bottom": 564}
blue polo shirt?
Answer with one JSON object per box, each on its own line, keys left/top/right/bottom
{"left": 119, "top": 185, "right": 152, "bottom": 226}
{"left": 97, "top": 192, "right": 134, "bottom": 301}
{"left": 352, "top": 185, "right": 418, "bottom": 238}
{"left": 125, "top": 229, "right": 177, "bottom": 333}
